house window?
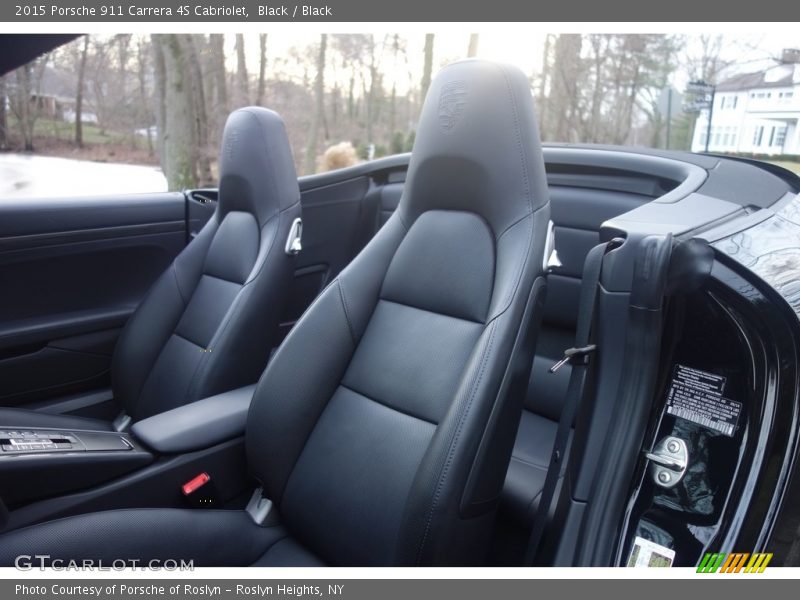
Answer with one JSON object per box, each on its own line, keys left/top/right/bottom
{"left": 721, "top": 96, "right": 738, "bottom": 110}
{"left": 768, "top": 126, "right": 776, "bottom": 146}
{"left": 774, "top": 127, "right": 787, "bottom": 147}
{"left": 753, "top": 125, "right": 764, "bottom": 146}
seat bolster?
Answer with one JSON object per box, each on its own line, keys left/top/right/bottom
{"left": 0, "top": 508, "right": 286, "bottom": 567}
{"left": 251, "top": 537, "right": 326, "bottom": 566}
{"left": 501, "top": 410, "right": 572, "bottom": 527}
{"left": 0, "top": 408, "right": 114, "bottom": 431}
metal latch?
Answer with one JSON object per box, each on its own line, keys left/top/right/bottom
{"left": 245, "top": 487, "right": 273, "bottom": 525}
{"left": 285, "top": 218, "right": 303, "bottom": 255}
{"left": 549, "top": 344, "right": 597, "bottom": 373}
{"left": 645, "top": 436, "right": 688, "bottom": 488}
{"left": 543, "top": 220, "right": 562, "bottom": 272}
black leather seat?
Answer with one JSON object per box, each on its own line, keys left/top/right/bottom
{"left": 0, "top": 107, "right": 301, "bottom": 430}
{"left": 0, "top": 60, "right": 550, "bottom": 567}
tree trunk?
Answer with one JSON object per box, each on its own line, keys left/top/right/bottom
{"left": 256, "top": 34, "right": 267, "bottom": 105}
{"left": 304, "top": 34, "right": 327, "bottom": 175}
{"left": 537, "top": 34, "right": 551, "bottom": 139}
{"left": 152, "top": 36, "right": 167, "bottom": 164}
{"left": 421, "top": 34, "right": 434, "bottom": 103}
{"left": 467, "top": 34, "right": 479, "bottom": 57}
{"left": 208, "top": 34, "right": 228, "bottom": 141}
{"left": 551, "top": 34, "right": 582, "bottom": 143}
{"left": 184, "top": 35, "right": 213, "bottom": 185}
{"left": 347, "top": 70, "right": 355, "bottom": 120}
{"left": 0, "top": 76, "right": 7, "bottom": 150}
{"left": 365, "top": 37, "right": 380, "bottom": 146}
{"left": 15, "top": 65, "right": 35, "bottom": 151}
{"left": 235, "top": 33, "right": 249, "bottom": 106}
{"left": 390, "top": 34, "right": 399, "bottom": 137}
{"left": 137, "top": 36, "right": 154, "bottom": 155}
{"left": 75, "top": 35, "right": 90, "bottom": 148}
{"left": 151, "top": 34, "right": 198, "bottom": 190}
{"left": 116, "top": 34, "right": 133, "bottom": 147}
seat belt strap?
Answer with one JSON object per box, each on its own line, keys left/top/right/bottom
{"left": 523, "top": 240, "right": 617, "bottom": 566}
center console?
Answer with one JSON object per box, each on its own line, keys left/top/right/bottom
{"left": 1, "top": 428, "right": 133, "bottom": 454}
{"left": 0, "top": 427, "right": 152, "bottom": 507}
{"left": 0, "top": 384, "right": 257, "bottom": 527}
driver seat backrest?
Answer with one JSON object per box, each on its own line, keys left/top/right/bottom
{"left": 245, "top": 60, "right": 551, "bottom": 566}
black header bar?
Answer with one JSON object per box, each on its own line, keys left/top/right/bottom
{"left": 2, "top": 0, "right": 798, "bottom": 23}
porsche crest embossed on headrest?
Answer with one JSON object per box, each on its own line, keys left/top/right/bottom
{"left": 224, "top": 127, "right": 239, "bottom": 161}
{"left": 438, "top": 80, "right": 468, "bottom": 132}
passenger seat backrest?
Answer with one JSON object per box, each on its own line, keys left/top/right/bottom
{"left": 112, "top": 108, "right": 301, "bottom": 421}
{"left": 246, "top": 60, "right": 550, "bottom": 566}
{"left": 525, "top": 185, "right": 650, "bottom": 421}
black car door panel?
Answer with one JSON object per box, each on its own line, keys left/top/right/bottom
{"left": 277, "top": 173, "right": 376, "bottom": 334}
{"left": 0, "top": 193, "right": 187, "bottom": 407}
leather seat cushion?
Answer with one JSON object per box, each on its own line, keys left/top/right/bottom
{"left": 0, "top": 508, "right": 324, "bottom": 567}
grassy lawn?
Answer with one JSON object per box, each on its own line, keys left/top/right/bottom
{"left": 6, "top": 116, "right": 147, "bottom": 149}
{"left": 767, "top": 160, "right": 800, "bottom": 175}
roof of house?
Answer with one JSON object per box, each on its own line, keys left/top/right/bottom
{"left": 717, "top": 64, "right": 798, "bottom": 92}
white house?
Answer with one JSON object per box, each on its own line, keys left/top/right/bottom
{"left": 691, "top": 49, "right": 800, "bottom": 156}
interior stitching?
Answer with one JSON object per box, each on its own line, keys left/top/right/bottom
{"left": 339, "top": 383, "right": 438, "bottom": 426}
{"left": 415, "top": 318, "right": 497, "bottom": 564}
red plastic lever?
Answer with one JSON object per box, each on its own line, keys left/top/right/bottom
{"left": 182, "top": 472, "right": 210, "bottom": 496}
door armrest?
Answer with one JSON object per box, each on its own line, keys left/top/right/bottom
{"left": 131, "top": 384, "right": 255, "bottom": 454}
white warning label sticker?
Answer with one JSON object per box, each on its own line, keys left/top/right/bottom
{"left": 627, "top": 536, "right": 676, "bottom": 568}
{"left": 665, "top": 365, "right": 742, "bottom": 437}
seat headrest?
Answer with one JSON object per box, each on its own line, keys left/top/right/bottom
{"left": 399, "top": 60, "right": 548, "bottom": 235}
{"left": 217, "top": 107, "right": 300, "bottom": 226}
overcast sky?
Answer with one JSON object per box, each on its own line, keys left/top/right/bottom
{"left": 230, "top": 31, "right": 800, "bottom": 93}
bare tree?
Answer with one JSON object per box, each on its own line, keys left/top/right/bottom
{"left": 87, "top": 38, "right": 112, "bottom": 135}
{"left": 0, "top": 76, "right": 7, "bottom": 150}
{"left": 75, "top": 35, "right": 90, "bottom": 148}
{"left": 467, "top": 34, "right": 479, "bottom": 58}
{"left": 685, "top": 34, "right": 733, "bottom": 84}
{"left": 184, "top": 35, "right": 213, "bottom": 185}
{"left": 535, "top": 34, "right": 552, "bottom": 136}
{"left": 389, "top": 34, "right": 401, "bottom": 137}
{"left": 136, "top": 36, "right": 154, "bottom": 155}
{"left": 256, "top": 34, "right": 268, "bottom": 106}
{"left": 10, "top": 56, "right": 48, "bottom": 152}
{"left": 207, "top": 34, "right": 228, "bottom": 142}
{"left": 304, "top": 34, "right": 327, "bottom": 175}
{"left": 362, "top": 35, "right": 387, "bottom": 147}
{"left": 152, "top": 35, "right": 167, "bottom": 162}
{"left": 115, "top": 34, "right": 132, "bottom": 95}
{"left": 421, "top": 34, "right": 435, "bottom": 103}
{"left": 235, "top": 33, "right": 249, "bottom": 106}
{"left": 548, "top": 34, "right": 583, "bottom": 142}
{"left": 151, "top": 34, "right": 199, "bottom": 190}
